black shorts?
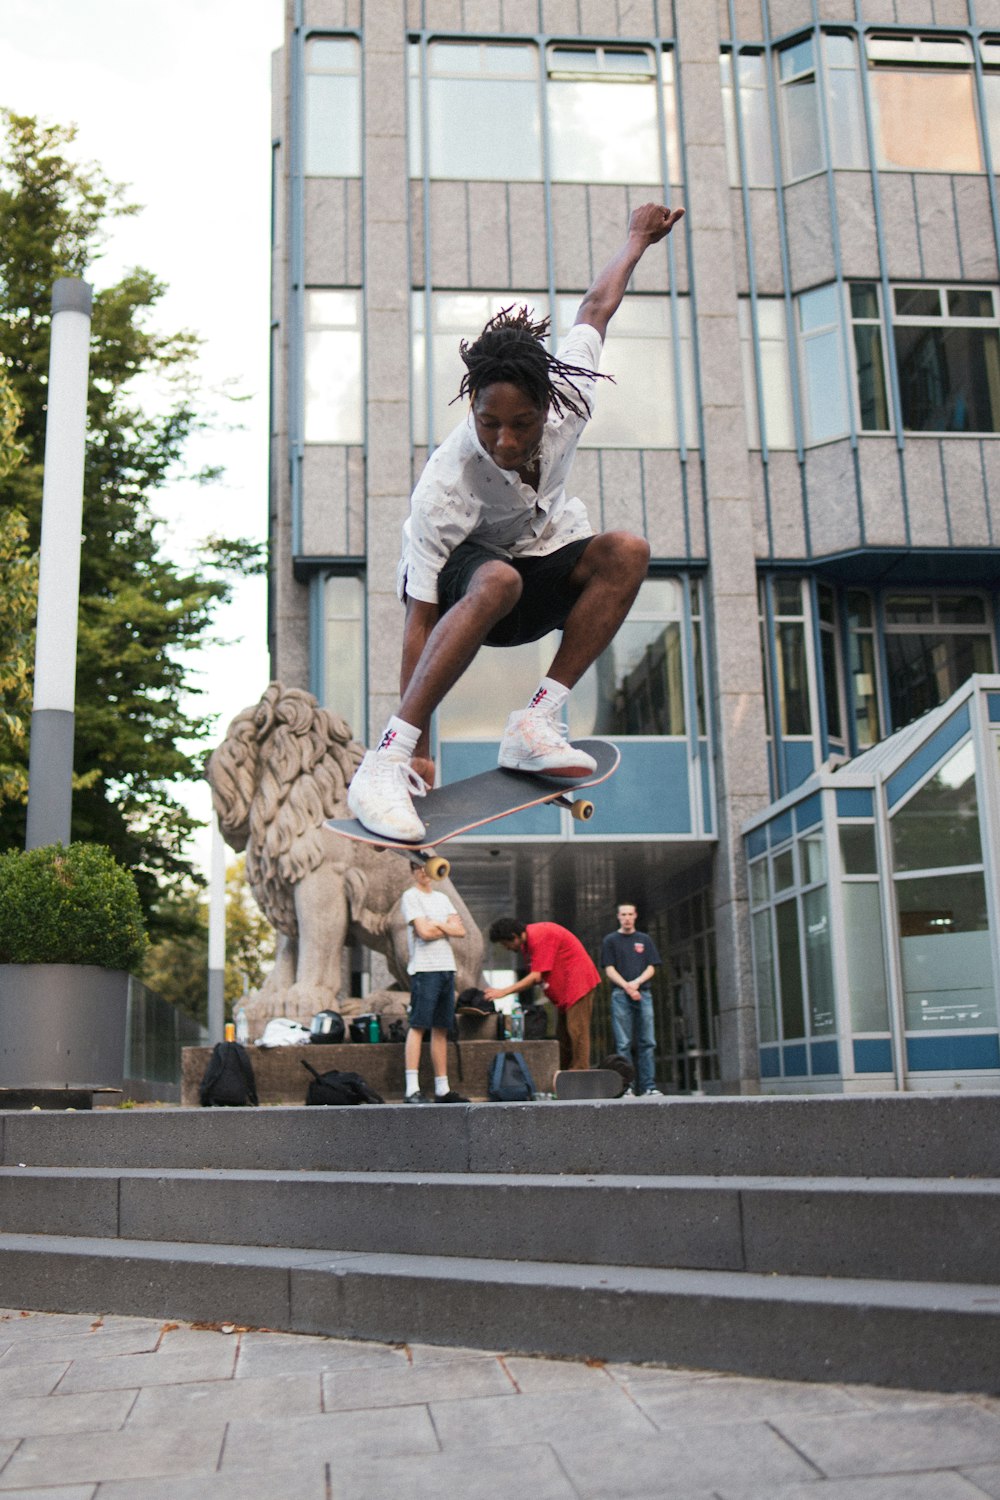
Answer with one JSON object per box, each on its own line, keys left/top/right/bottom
{"left": 436, "top": 537, "right": 592, "bottom": 647}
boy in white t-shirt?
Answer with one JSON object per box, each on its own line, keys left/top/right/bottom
{"left": 400, "top": 860, "right": 468, "bottom": 1103}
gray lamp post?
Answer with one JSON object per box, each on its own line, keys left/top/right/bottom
{"left": 25, "top": 277, "right": 93, "bottom": 851}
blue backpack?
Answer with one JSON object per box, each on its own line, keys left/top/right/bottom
{"left": 488, "top": 1050, "right": 536, "bottom": 1102}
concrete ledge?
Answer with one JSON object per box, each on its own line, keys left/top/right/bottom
{"left": 180, "top": 1039, "right": 559, "bottom": 1106}
{"left": 0, "top": 1232, "right": 996, "bottom": 1394}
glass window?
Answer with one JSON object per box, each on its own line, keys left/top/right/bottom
{"left": 867, "top": 34, "right": 982, "bottom": 173}
{"left": 849, "top": 283, "right": 890, "bottom": 431}
{"left": 882, "top": 592, "right": 995, "bottom": 731}
{"left": 776, "top": 897, "right": 805, "bottom": 1038}
{"left": 305, "top": 37, "right": 361, "bottom": 177}
{"left": 803, "top": 887, "right": 835, "bottom": 1034}
{"left": 896, "top": 870, "right": 996, "bottom": 1030}
{"left": 891, "top": 739, "right": 982, "bottom": 872}
{"left": 980, "top": 40, "right": 1000, "bottom": 166}
{"left": 753, "top": 909, "right": 779, "bottom": 1042}
{"left": 773, "top": 848, "right": 795, "bottom": 892}
{"left": 840, "top": 823, "right": 877, "bottom": 874}
{"left": 798, "top": 285, "right": 849, "bottom": 443}
{"left": 721, "top": 50, "right": 774, "bottom": 187}
{"left": 818, "top": 583, "right": 844, "bottom": 744}
{"left": 842, "top": 883, "right": 889, "bottom": 1030}
{"left": 304, "top": 290, "right": 363, "bottom": 444}
{"left": 556, "top": 295, "right": 696, "bottom": 449}
{"left": 413, "top": 292, "right": 694, "bottom": 450}
{"left": 739, "top": 299, "right": 795, "bottom": 449}
{"left": 778, "top": 32, "right": 866, "bottom": 180}
{"left": 750, "top": 858, "right": 770, "bottom": 905}
{"left": 800, "top": 829, "right": 825, "bottom": 884}
{"left": 891, "top": 285, "right": 1000, "bottom": 433}
{"left": 409, "top": 41, "right": 542, "bottom": 181}
{"left": 323, "top": 574, "right": 365, "bottom": 739}
{"left": 547, "top": 46, "right": 677, "bottom": 185}
{"left": 437, "top": 576, "right": 690, "bottom": 741}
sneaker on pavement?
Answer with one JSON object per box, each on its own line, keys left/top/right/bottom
{"left": 434, "top": 1090, "right": 469, "bottom": 1103}
{"left": 347, "top": 751, "right": 427, "bottom": 841}
{"left": 404, "top": 1091, "right": 426, "bottom": 1104}
{"left": 498, "top": 706, "right": 597, "bottom": 777}
{"left": 643, "top": 1086, "right": 664, "bottom": 1096}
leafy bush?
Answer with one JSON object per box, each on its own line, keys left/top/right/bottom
{"left": 0, "top": 842, "right": 148, "bottom": 970}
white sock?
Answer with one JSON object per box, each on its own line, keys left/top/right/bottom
{"left": 528, "top": 678, "right": 569, "bottom": 714}
{"left": 405, "top": 1069, "right": 419, "bottom": 1095}
{"left": 434, "top": 1075, "right": 449, "bottom": 1097}
{"left": 376, "top": 715, "right": 420, "bottom": 759}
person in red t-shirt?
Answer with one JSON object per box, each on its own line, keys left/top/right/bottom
{"left": 485, "top": 916, "right": 601, "bottom": 1071}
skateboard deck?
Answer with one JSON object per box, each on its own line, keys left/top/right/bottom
{"left": 553, "top": 1068, "right": 625, "bottom": 1101}
{"left": 325, "top": 739, "right": 619, "bottom": 879}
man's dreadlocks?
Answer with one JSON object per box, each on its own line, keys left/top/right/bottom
{"left": 453, "top": 306, "right": 613, "bottom": 420}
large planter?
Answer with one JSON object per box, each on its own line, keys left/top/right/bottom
{"left": 0, "top": 964, "right": 129, "bottom": 1089}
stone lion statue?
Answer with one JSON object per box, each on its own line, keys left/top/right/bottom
{"left": 206, "top": 682, "right": 484, "bottom": 1035}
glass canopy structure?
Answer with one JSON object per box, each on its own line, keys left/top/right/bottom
{"left": 744, "top": 675, "right": 1000, "bottom": 1092}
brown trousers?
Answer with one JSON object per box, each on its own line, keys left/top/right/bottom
{"left": 556, "top": 988, "right": 595, "bottom": 1070}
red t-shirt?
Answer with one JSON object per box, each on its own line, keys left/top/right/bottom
{"left": 523, "top": 922, "right": 601, "bottom": 1010}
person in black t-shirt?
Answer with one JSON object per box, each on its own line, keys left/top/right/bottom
{"left": 600, "top": 903, "right": 662, "bottom": 1096}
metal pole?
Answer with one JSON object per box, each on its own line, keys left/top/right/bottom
{"left": 25, "top": 278, "right": 93, "bottom": 850}
{"left": 207, "top": 812, "right": 227, "bottom": 1043}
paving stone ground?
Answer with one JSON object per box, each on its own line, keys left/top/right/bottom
{"left": 0, "top": 1308, "right": 997, "bottom": 1498}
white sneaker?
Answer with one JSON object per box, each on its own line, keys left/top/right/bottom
{"left": 347, "top": 752, "right": 427, "bottom": 841}
{"left": 498, "top": 706, "right": 597, "bottom": 777}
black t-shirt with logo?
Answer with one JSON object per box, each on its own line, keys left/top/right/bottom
{"left": 600, "top": 929, "right": 661, "bottom": 985}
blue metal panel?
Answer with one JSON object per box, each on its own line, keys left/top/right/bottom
{"left": 747, "top": 825, "right": 767, "bottom": 860}
{"left": 794, "top": 792, "right": 822, "bottom": 832}
{"left": 760, "top": 1046, "right": 781, "bottom": 1078}
{"left": 810, "top": 1039, "right": 840, "bottom": 1075}
{"left": 906, "top": 1034, "right": 1000, "bottom": 1073}
{"left": 783, "top": 1043, "right": 808, "bottom": 1077}
{"left": 782, "top": 739, "right": 816, "bottom": 792}
{"left": 836, "top": 788, "right": 874, "bottom": 818}
{"left": 886, "top": 703, "right": 971, "bottom": 809}
{"left": 768, "top": 809, "right": 794, "bottom": 848}
{"left": 853, "top": 1038, "right": 893, "bottom": 1073}
{"left": 988, "top": 693, "right": 1000, "bottom": 724}
{"left": 439, "top": 743, "right": 561, "bottom": 836}
{"left": 574, "top": 742, "right": 692, "bottom": 837}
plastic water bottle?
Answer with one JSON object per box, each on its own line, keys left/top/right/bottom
{"left": 511, "top": 1001, "right": 524, "bottom": 1040}
{"left": 234, "top": 1006, "right": 249, "bottom": 1045}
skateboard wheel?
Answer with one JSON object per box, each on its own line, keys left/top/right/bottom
{"left": 570, "top": 799, "right": 594, "bottom": 822}
{"left": 424, "top": 855, "right": 450, "bottom": 881}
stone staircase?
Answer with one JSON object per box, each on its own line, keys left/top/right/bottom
{"left": 0, "top": 1093, "right": 997, "bottom": 1393}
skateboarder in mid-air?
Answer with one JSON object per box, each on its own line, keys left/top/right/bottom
{"left": 347, "top": 200, "right": 685, "bottom": 842}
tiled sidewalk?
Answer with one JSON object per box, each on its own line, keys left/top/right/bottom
{"left": 0, "top": 1309, "right": 998, "bottom": 1498}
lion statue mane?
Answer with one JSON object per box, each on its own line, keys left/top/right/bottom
{"left": 206, "top": 682, "right": 484, "bottom": 1034}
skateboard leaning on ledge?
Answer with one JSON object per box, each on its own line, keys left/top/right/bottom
{"left": 325, "top": 739, "right": 620, "bottom": 880}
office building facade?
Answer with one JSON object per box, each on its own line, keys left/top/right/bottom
{"left": 270, "top": 0, "right": 1000, "bottom": 1092}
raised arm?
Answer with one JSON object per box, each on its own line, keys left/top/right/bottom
{"left": 574, "top": 201, "right": 685, "bottom": 341}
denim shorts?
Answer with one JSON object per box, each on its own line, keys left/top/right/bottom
{"left": 408, "top": 970, "right": 456, "bottom": 1031}
{"left": 437, "top": 537, "right": 592, "bottom": 646}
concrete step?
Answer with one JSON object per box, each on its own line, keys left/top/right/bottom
{"left": 0, "top": 1231, "right": 995, "bottom": 1395}
{"left": 4, "top": 1092, "right": 1000, "bottom": 1177}
{"left": 2, "top": 1165, "right": 999, "bottom": 1286}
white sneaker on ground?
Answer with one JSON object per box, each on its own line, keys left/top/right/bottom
{"left": 347, "top": 751, "right": 428, "bottom": 841}
{"left": 498, "top": 706, "right": 597, "bottom": 777}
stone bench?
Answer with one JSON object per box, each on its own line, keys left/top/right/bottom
{"left": 181, "top": 1038, "right": 559, "bottom": 1106}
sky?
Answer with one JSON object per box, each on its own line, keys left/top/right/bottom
{"left": 0, "top": 0, "right": 284, "bottom": 875}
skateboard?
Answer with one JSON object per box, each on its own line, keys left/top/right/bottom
{"left": 553, "top": 1068, "right": 626, "bottom": 1100}
{"left": 325, "top": 738, "right": 620, "bottom": 880}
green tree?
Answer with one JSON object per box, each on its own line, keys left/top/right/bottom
{"left": 0, "top": 369, "right": 35, "bottom": 809}
{"left": 0, "top": 112, "right": 247, "bottom": 933}
{"left": 140, "top": 856, "right": 276, "bottom": 1025}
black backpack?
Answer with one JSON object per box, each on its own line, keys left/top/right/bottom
{"left": 300, "top": 1058, "right": 385, "bottom": 1106}
{"left": 487, "top": 1050, "right": 536, "bottom": 1102}
{"left": 199, "top": 1042, "right": 258, "bottom": 1107}
{"left": 523, "top": 1003, "right": 548, "bottom": 1040}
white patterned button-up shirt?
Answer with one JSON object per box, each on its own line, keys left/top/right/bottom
{"left": 396, "top": 323, "right": 603, "bottom": 605}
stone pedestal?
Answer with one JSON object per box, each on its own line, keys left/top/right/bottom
{"left": 181, "top": 1038, "right": 560, "bottom": 1106}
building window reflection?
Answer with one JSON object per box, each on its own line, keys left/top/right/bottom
{"left": 867, "top": 33, "right": 982, "bottom": 174}
{"left": 883, "top": 592, "right": 995, "bottom": 731}
{"left": 322, "top": 573, "right": 365, "bottom": 740}
{"left": 305, "top": 36, "right": 361, "bottom": 177}
{"left": 304, "top": 290, "right": 363, "bottom": 444}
